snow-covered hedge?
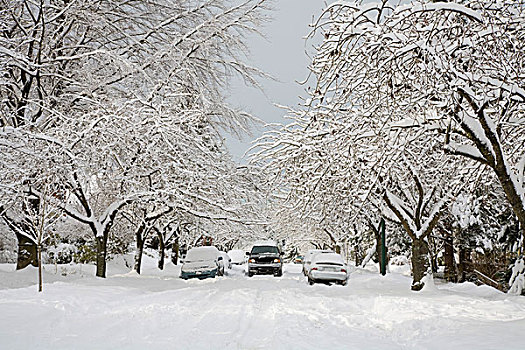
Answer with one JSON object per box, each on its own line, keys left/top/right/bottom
{"left": 46, "top": 243, "right": 78, "bottom": 264}
{"left": 390, "top": 256, "right": 410, "bottom": 266}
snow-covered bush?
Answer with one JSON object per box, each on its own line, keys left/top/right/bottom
{"left": 0, "top": 227, "right": 17, "bottom": 263}
{"left": 73, "top": 241, "right": 98, "bottom": 265}
{"left": 46, "top": 243, "right": 78, "bottom": 264}
{"left": 508, "top": 258, "right": 525, "bottom": 295}
{"left": 0, "top": 249, "right": 16, "bottom": 264}
{"left": 390, "top": 256, "right": 410, "bottom": 266}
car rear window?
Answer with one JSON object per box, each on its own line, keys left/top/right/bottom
{"left": 315, "top": 261, "right": 343, "bottom": 266}
{"left": 312, "top": 253, "right": 344, "bottom": 265}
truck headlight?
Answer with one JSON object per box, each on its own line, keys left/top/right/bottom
{"left": 273, "top": 259, "right": 281, "bottom": 263}
{"left": 248, "top": 258, "right": 255, "bottom": 263}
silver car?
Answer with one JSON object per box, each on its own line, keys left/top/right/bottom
{"left": 307, "top": 252, "right": 348, "bottom": 286}
{"left": 180, "top": 246, "right": 224, "bottom": 279}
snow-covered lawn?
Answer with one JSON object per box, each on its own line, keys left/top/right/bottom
{"left": 1, "top": 257, "right": 524, "bottom": 350}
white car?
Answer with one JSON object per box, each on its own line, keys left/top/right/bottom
{"left": 307, "top": 253, "right": 348, "bottom": 286}
{"left": 302, "top": 249, "right": 334, "bottom": 275}
{"left": 227, "top": 249, "right": 247, "bottom": 265}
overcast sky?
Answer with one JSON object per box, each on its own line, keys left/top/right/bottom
{"left": 225, "top": 0, "right": 329, "bottom": 162}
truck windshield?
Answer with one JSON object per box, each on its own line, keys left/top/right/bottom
{"left": 251, "top": 246, "right": 279, "bottom": 254}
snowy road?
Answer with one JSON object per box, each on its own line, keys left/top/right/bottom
{"left": 1, "top": 258, "right": 525, "bottom": 350}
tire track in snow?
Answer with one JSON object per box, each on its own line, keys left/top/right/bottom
{"left": 234, "top": 286, "right": 264, "bottom": 349}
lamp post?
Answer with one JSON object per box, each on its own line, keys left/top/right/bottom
{"left": 379, "top": 218, "right": 386, "bottom": 276}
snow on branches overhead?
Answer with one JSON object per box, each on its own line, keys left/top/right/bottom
{"left": 1, "top": 0, "right": 270, "bottom": 277}
{"left": 309, "top": 0, "right": 525, "bottom": 226}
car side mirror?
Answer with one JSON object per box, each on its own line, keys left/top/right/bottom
{"left": 245, "top": 251, "right": 250, "bottom": 256}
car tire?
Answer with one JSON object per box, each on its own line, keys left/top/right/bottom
{"left": 274, "top": 269, "right": 283, "bottom": 277}
{"left": 247, "top": 271, "right": 253, "bottom": 277}
{"left": 308, "top": 277, "right": 315, "bottom": 285}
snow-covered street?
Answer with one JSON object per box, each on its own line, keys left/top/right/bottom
{"left": 1, "top": 258, "right": 524, "bottom": 350}
{"left": 2, "top": 1, "right": 525, "bottom": 349}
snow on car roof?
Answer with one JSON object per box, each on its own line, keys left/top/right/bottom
{"left": 312, "top": 253, "right": 344, "bottom": 265}
{"left": 306, "top": 249, "right": 333, "bottom": 256}
{"left": 252, "top": 240, "right": 278, "bottom": 247}
{"left": 186, "top": 246, "right": 219, "bottom": 261}
{"left": 227, "top": 249, "right": 245, "bottom": 254}
{"left": 304, "top": 250, "right": 334, "bottom": 261}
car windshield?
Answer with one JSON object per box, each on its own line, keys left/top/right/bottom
{"left": 251, "top": 246, "right": 279, "bottom": 254}
{"left": 186, "top": 247, "right": 218, "bottom": 262}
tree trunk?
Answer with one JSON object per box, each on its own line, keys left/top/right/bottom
{"left": 38, "top": 244, "right": 42, "bottom": 292}
{"left": 443, "top": 234, "right": 456, "bottom": 282}
{"left": 411, "top": 238, "right": 430, "bottom": 291}
{"left": 96, "top": 235, "right": 108, "bottom": 278}
{"left": 1, "top": 204, "right": 39, "bottom": 270}
{"left": 171, "top": 237, "right": 179, "bottom": 265}
{"left": 458, "top": 245, "right": 472, "bottom": 283}
{"left": 15, "top": 233, "right": 38, "bottom": 270}
{"left": 493, "top": 164, "right": 525, "bottom": 242}
{"left": 354, "top": 243, "right": 362, "bottom": 267}
{"left": 158, "top": 234, "right": 165, "bottom": 270}
{"left": 426, "top": 235, "right": 438, "bottom": 273}
{"left": 134, "top": 232, "right": 144, "bottom": 275}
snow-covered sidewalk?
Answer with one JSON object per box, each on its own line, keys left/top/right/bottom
{"left": 1, "top": 258, "right": 524, "bottom": 350}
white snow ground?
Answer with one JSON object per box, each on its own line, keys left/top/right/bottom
{"left": 1, "top": 256, "right": 524, "bottom": 350}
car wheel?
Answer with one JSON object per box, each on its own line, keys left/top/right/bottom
{"left": 341, "top": 279, "right": 348, "bottom": 286}
{"left": 308, "top": 277, "right": 315, "bottom": 285}
{"left": 247, "top": 271, "right": 253, "bottom": 277}
{"left": 274, "top": 269, "right": 283, "bottom": 277}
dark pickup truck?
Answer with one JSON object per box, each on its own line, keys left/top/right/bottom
{"left": 247, "top": 241, "right": 283, "bottom": 277}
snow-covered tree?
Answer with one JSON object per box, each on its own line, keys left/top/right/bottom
{"left": 254, "top": 0, "right": 525, "bottom": 291}
{"left": 1, "top": 0, "right": 270, "bottom": 277}
{"left": 0, "top": 167, "right": 64, "bottom": 291}
{"left": 0, "top": 126, "right": 71, "bottom": 269}
{"left": 305, "top": 0, "right": 524, "bottom": 291}
{"left": 255, "top": 93, "right": 466, "bottom": 288}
